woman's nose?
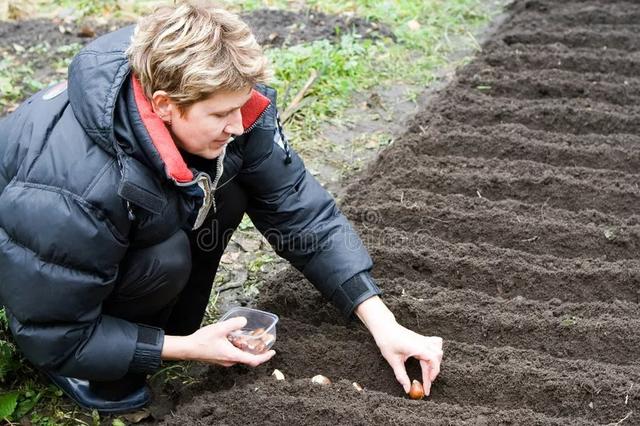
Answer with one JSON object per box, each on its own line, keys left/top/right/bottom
{"left": 225, "top": 109, "right": 244, "bottom": 136}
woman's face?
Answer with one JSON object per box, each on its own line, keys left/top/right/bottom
{"left": 167, "top": 87, "right": 253, "bottom": 159}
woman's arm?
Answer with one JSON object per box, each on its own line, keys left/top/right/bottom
{"left": 355, "top": 296, "right": 443, "bottom": 395}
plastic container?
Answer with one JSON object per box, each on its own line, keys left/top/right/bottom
{"left": 219, "top": 307, "right": 279, "bottom": 354}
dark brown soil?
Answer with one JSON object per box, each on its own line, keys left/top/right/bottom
{"left": 159, "top": 0, "right": 640, "bottom": 424}
{"left": 241, "top": 8, "right": 394, "bottom": 47}
{"left": 0, "top": 9, "right": 388, "bottom": 49}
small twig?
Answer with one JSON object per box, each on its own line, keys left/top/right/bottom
{"left": 465, "top": 29, "right": 482, "bottom": 51}
{"left": 520, "top": 236, "right": 539, "bottom": 243}
{"left": 424, "top": 215, "right": 450, "bottom": 224}
{"left": 282, "top": 96, "right": 315, "bottom": 122}
{"left": 282, "top": 82, "right": 292, "bottom": 108}
{"left": 608, "top": 411, "right": 633, "bottom": 426}
{"left": 281, "top": 69, "right": 319, "bottom": 123}
{"left": 625, "top": 383, "right": 634, "bottom": 405}
{"left": 216, "top": 281, "right": 244, "bottom": 292}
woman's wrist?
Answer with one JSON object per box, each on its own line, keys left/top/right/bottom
{"left": 161, "top": 334, "right": 193, "bottom": 361}
{"left": 355, "top": 296, "right": 397, "bottom": 335}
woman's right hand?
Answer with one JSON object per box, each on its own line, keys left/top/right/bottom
{"left": 162, "top": 316, "right": 276, "bottom": 367}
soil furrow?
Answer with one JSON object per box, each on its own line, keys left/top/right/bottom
{"left": 439, "top": 342, "right": 640, "bottom": 424}
{"left": 484, "top": 44, "right": 640, "bottom": 77}
{"left": 501, "top": 29, "right": 640, "bottom": 52}
{"left": 512, "top": 0, "right": 640, "bottom": 14}
{"left": 401, "top": 124, "right": 640, "bottom": 174}
{"left": 260, "top": 274, "right": 640, "bottom": 365}
{"left": 262, "top": 272, "right": 640, "bottom": 328}
{"left": 404, "top": 117, "right": 640, "bottom": 156}
{"left": 508, "top": 10, "right": 640, "bottom": 27}
{"left": 372, "top": 155, "right": 640, "bottom": 218}
{"left": 163, "top": 378, "right": 600, "bottom": 426}
{"left": 458, "top": 66, "right": 640, "bottom": 107}
{"left": 230, "top": 318, "right": 640, "bottom": 424}
{"left": 343, "top": 200, "right": 640, "bottom": 261}
{"left": 431, "top": 91, "right": 640, "bottom": 136}
{"left": 343, "top": 184, "right": 640, "bottom": 229}
{"left": 366, "top": 239, "right": 640, "bottom": 304}
{"left": 386, "top": 282, "right": 640, "bottom": 366}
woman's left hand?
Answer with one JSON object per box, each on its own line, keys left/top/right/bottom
{"left": 355, "top": 296, "right": 443, "bottom": 395}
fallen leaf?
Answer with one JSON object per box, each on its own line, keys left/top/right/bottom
{"left": 233, "top": 233, "right": 261, "bottom": 252}
{"left": 220, "top": 252, "right": 240, "bottom": 264}
{"left": 122, "top": 408, "right": 151, "bottom": 423}
{"left": 78, "top": 25, "right": 96, "bottom": 38}
{"left": 365, "top": 139, "right": 380, "bottom": 149}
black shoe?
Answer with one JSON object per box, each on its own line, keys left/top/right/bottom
{"left": 45, "top": 372, "right": 150, "bottom": 414}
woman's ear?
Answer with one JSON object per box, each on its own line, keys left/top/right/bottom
{"left": 151, "top": 90, "right": 173, "bottom": 125}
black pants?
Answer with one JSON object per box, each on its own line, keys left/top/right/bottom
{"left": 166, "top": 178, "right": 249, "bottom": 335}
{"left": 93, "top": 179, "right": 248, "bottom": 398}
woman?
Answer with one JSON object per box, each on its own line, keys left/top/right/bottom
{"left": 0, "top": 1, "right": 442, "bottom": 413}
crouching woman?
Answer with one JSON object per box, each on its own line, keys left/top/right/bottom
{"left": 0, "top": 1, "right": 442, "bottom": 413}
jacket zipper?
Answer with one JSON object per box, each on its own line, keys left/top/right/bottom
{"left": 176, "top": 101, "right": 271, "bottom": 228}
{"left": 210, "top": 145, "right": 226, "bottom": 214}
{"left": 174, "top": 146, "right": 227, "bottom": 229}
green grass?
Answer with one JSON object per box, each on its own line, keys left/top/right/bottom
{"left": 0, "top": 309, "right": 63, "bottom": 424}
{"left": 0, "top": 308, "right": 132, "bottom": 426}
{"left": 0, "top": 42, "right": 81, "bottom": 112}
{"left": 267, "top": 34, "right": 377, "bottom": 141}
{"left": 232, "top": 0, "right": 493, "bottom": 152}
{"left": 0, "top": 55, "right": 43, "bottom": 110}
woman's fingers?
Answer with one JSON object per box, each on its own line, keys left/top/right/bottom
{"left": 418, "top": 337, "right": 443, "bottom": 396}
{"left": 234, "top": 348, "right": 276, "bottom": 367}
{"left": 387, "top": 357, "right": 411, "bottom": 393}
{"left": 430, "top": 356, "right": 442, "bottom": 382}
{"left": 218, "top": 316, "right": 248, "bottom": 334}
{"left": 419, "top": 359, "right": 432, "bottom": 396}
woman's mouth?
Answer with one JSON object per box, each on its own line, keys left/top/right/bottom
{"left": 213, "top": 137, "right": 234, "bottom": 144}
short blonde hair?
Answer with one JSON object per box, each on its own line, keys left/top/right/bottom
{"left": 127, "top": 1, "right": 271, "bottom": 111}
